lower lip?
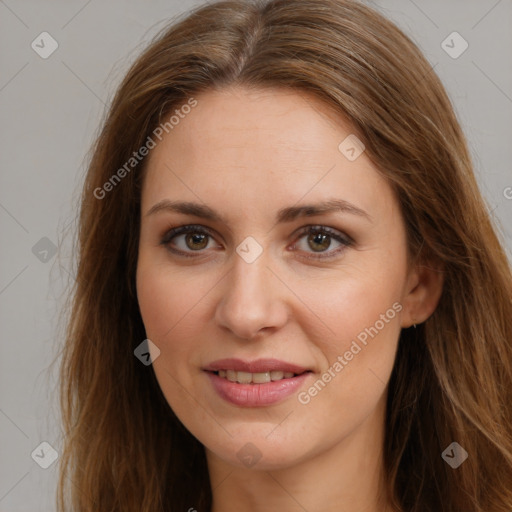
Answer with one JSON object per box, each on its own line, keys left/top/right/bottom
{"left": 205, "top": 371, "right": 311, "bottom": 407}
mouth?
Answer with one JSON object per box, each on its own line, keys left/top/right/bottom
{"left": 203, "top": 357, "right": 312, "bottom": 375}
{"left": 207, "top": 369, "right": 312, "bottom": 384}
{"left": 202, "top": 358, "right": 313, "bottom": 407}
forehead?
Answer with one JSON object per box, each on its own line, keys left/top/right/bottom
{"left": 168, "top": 86, "right": 358, "bottom": 155}
{"left": 141, "top": 86, "right": 397, "bottom": 224}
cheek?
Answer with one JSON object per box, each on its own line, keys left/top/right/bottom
{"left": 137, "top": 270, "right": 172, "bottom": 339}
{"left": 136, "top": 255, "right": 201, "bottom": 341}
{"left": 136, "top": 259, "right": 204, "bottom": 408}
{"left": 294, "top": 259, "right": 403, "bottom": 345}
{"left": 135, "top": 254, "right": 216, "bottom": 401}
{"left": 293, "top": 260, "right": 403, "bottom": 403}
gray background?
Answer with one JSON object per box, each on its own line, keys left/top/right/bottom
{"left": 0, "top": 0, "right": 511, "bottom": 510}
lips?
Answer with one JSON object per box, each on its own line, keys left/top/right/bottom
{"left": 205, "top": 371, "right": 311, "bottom": 407}
{"left": 203, "top": 358, "right": 313, "bottom": 406}
{"left": 202, "top": 358, "right": 310, "bottom": 374}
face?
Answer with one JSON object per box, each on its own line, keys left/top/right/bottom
{"left": 136, "top": 86, "right": 414, "bottom": 471}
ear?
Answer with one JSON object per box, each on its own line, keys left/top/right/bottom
{"left": 400, "top": 260, "right": 444, "bottom": 328}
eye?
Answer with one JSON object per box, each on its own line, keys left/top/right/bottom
{"left": 160, "top": 224, "right": 353, "bottom": 260}
{"left": 291, "top": 225, "right": 352, "bottom": 260}
{"left": 160, "top": 224, "right": 218, "bottom": 257}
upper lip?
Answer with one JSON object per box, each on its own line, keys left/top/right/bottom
{"left": 203, "top": 358, "right": 310, "bottom": 374}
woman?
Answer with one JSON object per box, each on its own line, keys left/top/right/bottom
{"left": 57, "top": 0, "right": 512, "bottom": 510}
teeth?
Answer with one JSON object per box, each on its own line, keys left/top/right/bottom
{"left": 216, "top": 369, "right": 300, "bottom": 384}
{"left": 253, "top": 371, "right": 271, "bottom": 383}
{"left": 236, "top": 371, "right": 252, "bottom": 384}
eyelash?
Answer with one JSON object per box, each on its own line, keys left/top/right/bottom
{"left": 159, "top": 224, "right": 353, "bottom": 261}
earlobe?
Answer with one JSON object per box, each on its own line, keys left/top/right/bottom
{"left": 400, "top": 261, "right": 445, "bottom": 328}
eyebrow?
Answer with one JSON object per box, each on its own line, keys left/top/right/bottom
{"left": 145, "top": 198, "right": 372, "bottom": 224}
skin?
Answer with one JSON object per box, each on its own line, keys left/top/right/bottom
{"left": 136, "top": 86, "right": 444, "bottom": 512}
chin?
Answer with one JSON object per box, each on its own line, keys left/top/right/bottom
{"left": 203, "top": 429, "right": 314, "bottom": 471}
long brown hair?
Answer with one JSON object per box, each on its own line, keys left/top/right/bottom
{"left": 56, "top": 0, "right": 512, "bottom": 510}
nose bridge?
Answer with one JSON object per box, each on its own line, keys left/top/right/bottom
{"left": 214, "top": 244, "right": 288, "bottom": 339}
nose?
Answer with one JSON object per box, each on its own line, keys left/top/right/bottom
{"left": 214, "top": 250, "right": 289, "bottom": 340}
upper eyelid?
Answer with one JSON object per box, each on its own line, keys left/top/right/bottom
{"left": 161, "top": 223, "right": 350, "bottom": 239}
{"left": 160, "top": 224, "right": 352, "bottom": 250}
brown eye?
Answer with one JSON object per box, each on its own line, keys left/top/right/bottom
{"left": 160, "top": 225, "right": 217, "bottom": 257}
{"left": 292, "top": 226, "right": 352, "bottom": 260}
{"left": 307, "top": 232, "right": 332, "bottom": 252}
{"left": 184, "top": 233, "right": 209, "bottom": 250}
{"left": 160, "top": 224, "right": 352, "bottom": 261}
